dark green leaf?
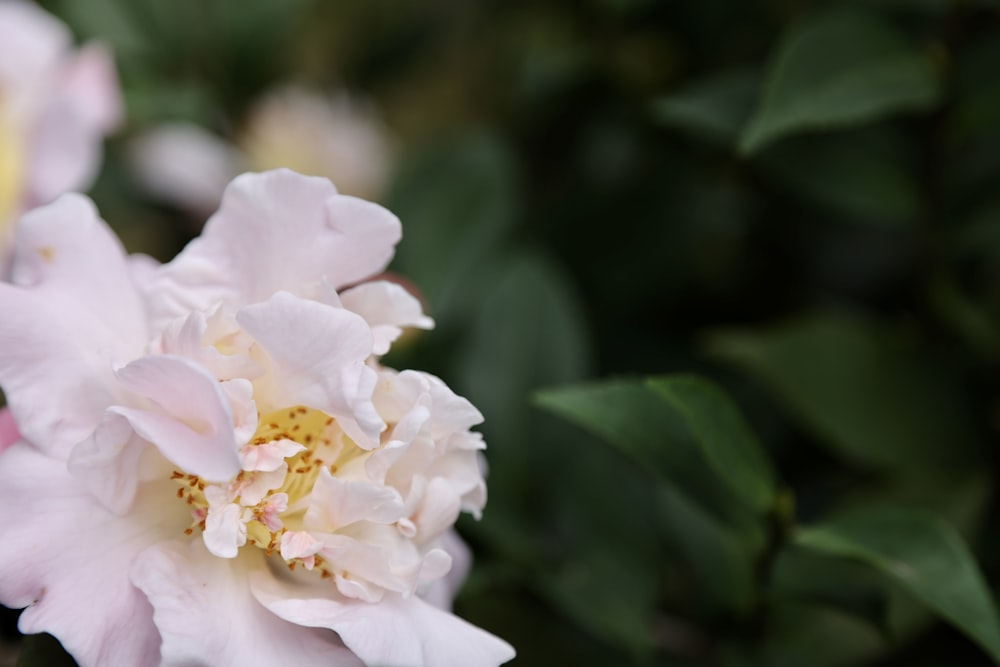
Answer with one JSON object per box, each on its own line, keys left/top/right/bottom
{"left": 388, "top": 135, "right": 518, "bottom": 330}
{"left": 535, "top": 375, "right": 776, "bottom": 518}
{"left": 795, "top": 508, "right": 1000, "bottom": 663}
{"left": 740, "top": 8, "right": 940, "bottom": 154}
{"left": 648, "top": 376, "right": 776, "bottom": 513}
{"left": 755, "top": 129, "right": 921, "bottom": 226}
{"left": 652, "top": 68, "right": 760, "bottom": 146}
{"left": 709, "top": 311, "right": 979, "bottom": 470}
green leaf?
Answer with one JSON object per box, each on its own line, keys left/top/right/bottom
{"left": 647, "top": 376, "right": 776, "bottom": 513}
{"left": 535, "top": 375, "right": 777, "bottom": 619}
{"left": 755, "top": 128, "right": 921, "bottom": 226}
{"left": 795, "top": 508, "right": 1000, "bottom": 663}
{"left": 652, "top": 67, "right": 760, "bottom": 146}
{"left": 536, "top": 374, "right": 777, "bottom": 516}
{"left": 740, "top": 8, "right": 940, "bottom": 154}
{"left": 709, "top": 311, "right": 979, "bottom": 470}
{"left": 388, "top": 135, "right": 519, "bottom": 330}
{"left": 657, "top": 484, "right": 758, "bottom": 616}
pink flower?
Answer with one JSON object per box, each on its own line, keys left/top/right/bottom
{"left": 0, "top": 1, "right": 121, "bottom": 257}
{"left": 0, "top": 169, "right": 513, "bottom": 666}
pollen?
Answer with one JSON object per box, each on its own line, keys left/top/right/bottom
{"left": 172, "top": 404, "right": 369, "bottom": 581}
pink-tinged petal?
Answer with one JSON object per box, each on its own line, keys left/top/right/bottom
{"left": 203, "top": 502, "right": 246, "bottom": 558}
{"left": 25, "top": 96, "right": 101, "bottom": 206}
{"left": 242, "top": 438, "right": 303, "bottom": 472}
{"left": 112, "top": 355, "right": 242, "bottom": 482}
{"left": 67, "top": 411, "right": 164, "bottom": 515}
{"left": 0, "top": 441, "right": 186, "bottom": 667}
{"left": 0, "top": 3, "right": 68, "bottom": 92}
{"left": 131, "top": 540, "right": 362, "bottom": 667}
{"left": 412, "top": 477, "right": 463, "bottom": 544}
{"left": 252, "top": 572, "right": 515, "bottom": 667}
{"left": 0, "top": 195, "right": 145, "bottom": 458}
{"left": 421, "top": 529, "right": 472, "bottom": 612}
{"left": 305, "top": 468, "right": 404, "bottom": 531}
{"left": 339, "top": 281, "right": 434, "bottom": 355}
{"left": 147, "top": 169, "right": 401, "bottom": 324}
{"left": 129, "top": 124, "right": 244, "bottom": 215}
{"left": 237, "top": 291, "right": 384, "bottom": 447}
{"left": 24, "top": 43, "right": 120, "bottom": 204}
{"left": 0, "top": 408, "right": 18, "bottom": 453}
{"left": 59, "top": 43, "right": 122, "bottom": 133}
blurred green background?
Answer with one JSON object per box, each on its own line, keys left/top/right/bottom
{"left": 7, "top": 0, "right": 1000, "bottom": 665}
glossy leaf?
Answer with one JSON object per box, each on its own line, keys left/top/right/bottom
{"left": 710, "top": 311, "right": 979, "bottom": 470}
{"left": 795, "top": 508, "right": 1000, "bottom": 663}
{"left": 652, "top": 68, "right": 760, "bottom": 146}
{"left": 740, "top": 8, "right": 940, "bottom": 154}
{"left": 536, "top": 374, "right": 777, "bottom": 516}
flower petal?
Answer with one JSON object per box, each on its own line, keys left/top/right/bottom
{"left": 25, "top": 45, "right": 120, "bottom": 205}
{"left": 0, "top": 441, "right": 184, "bottom": 667}
{"left": 305, "top": 468, "right": 404, "bottom": 531}
{"left": 129, "top": 123, "right": 244, "bottom": 215}
{"left": 112, "top": 355, "right": 242, "bottom": 482}
{"left": 147, "top": 169, "right": 401, "bottom": 325}
{"left": 252, "top": 571, "right": 515, "bottom": 667}
{"left": 66, "top": 410, "right": 162, "bottom": 515}
{"left": 0, "top": 407, "right": 19, "bottom": 454}
{"left": 339, "top": 280, "right": 434, "bottom": 355}
{"left": 0, "top": 195, "right": 145, "bottom": 458}
{"left": 130, "top": 540, "right": 362, "bottom": 667}
{"left": 421, "top": 529, "right": 472, "bottom": 612}
{"left": 236, "top": 291, "right": 383, "bottom": 447}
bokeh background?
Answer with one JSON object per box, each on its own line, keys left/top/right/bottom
{"left": 6, "top": 0, "right": 1000, "bottom": 665}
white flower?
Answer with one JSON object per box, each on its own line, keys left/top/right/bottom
{"left": 0, "top": 0, "right": 120, "bottom": 257}
{"left": 130, "top": 87, "right": 394, "bottom": 216}
{"left": 0, "top": 169, "right": 513, "bottom": 666}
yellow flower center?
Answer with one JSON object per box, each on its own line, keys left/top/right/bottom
{"left": 0, "top": 95, "right": 24, "bottom": 231}
{"left": 172, "top": 405, "right": 368, "bottom": 573}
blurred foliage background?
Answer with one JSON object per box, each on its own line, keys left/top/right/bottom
{"left": 7, "top": 0, "right": 1000, "bottom": 665}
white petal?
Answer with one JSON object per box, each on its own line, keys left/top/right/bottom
{"left": 252, "top": 571, "right": 515, "bottom": 667}
{"left": 147, "top": 169, "right": 401, "bottom": 325}
{"left": 421, "top": 529, "right": 472, "bottom": 612}
{"left": 131, "top": 541, "right": 362, "bottom": 667}
{"left": 113, "top": 355, "right": 242, "bottom": 482}
{"left": 67, "top": 411, "right": 161, "bottom": 514}
{"left": 339, "top": 281, "right": 433, "bottom": 355}
{"left": 0, "top": 442, "right": 185, "bottom": 667}
{"left": 204, "top": 503, "right": 246, "bottom": 558}
{"left": 306, "top": 468, "right": 404, "bottom": 531}
{"left": 237, "top": 291, "right": 383, "bottom": 447}
{"left": 0, "top": 196, "right": 145, "bottom": 459}
{"left": 129, "top": 123, "right": 243, "bottom": 214}
{"left": 241, "top": 439, "right": 303, "bottom": 472}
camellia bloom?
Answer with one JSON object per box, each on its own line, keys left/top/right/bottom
{"left": 0, "top": 169, "right": 514, "bottom": 666}
{"left": 0, "top": 0, "right": 120, "bottom": 261}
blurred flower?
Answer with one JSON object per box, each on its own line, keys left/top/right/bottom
{"left": 131, "top": 87, "right": 394, "bottom": 218}
{"left": 0, "top": 169, "right": 513, "bottom": 666}
{"left": 0, "top": 0, "right": 120, "bottom": 262}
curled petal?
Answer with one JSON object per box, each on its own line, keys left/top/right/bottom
{"left": 0, "top": 442, "right": 184, "bottom": 667}
{"left": 339, "top": 280, "right": 433, "bottom": 355}
{"left": 0, "top": 195, "right": 145, "bottom": 459}
{"left": 237, "top": 291, "right": 383, "bottom": 447}
{"left": 113, "top": 355, "right": 242, "bottom": 482}
{"left": 147, "top": 169, "right": 401, "bottom": 325}
{"left": 131, "top": 541, "right": 362, "bottom": 667}
{"left": 252, "top": 570, "right": 515, "bottom": 667}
